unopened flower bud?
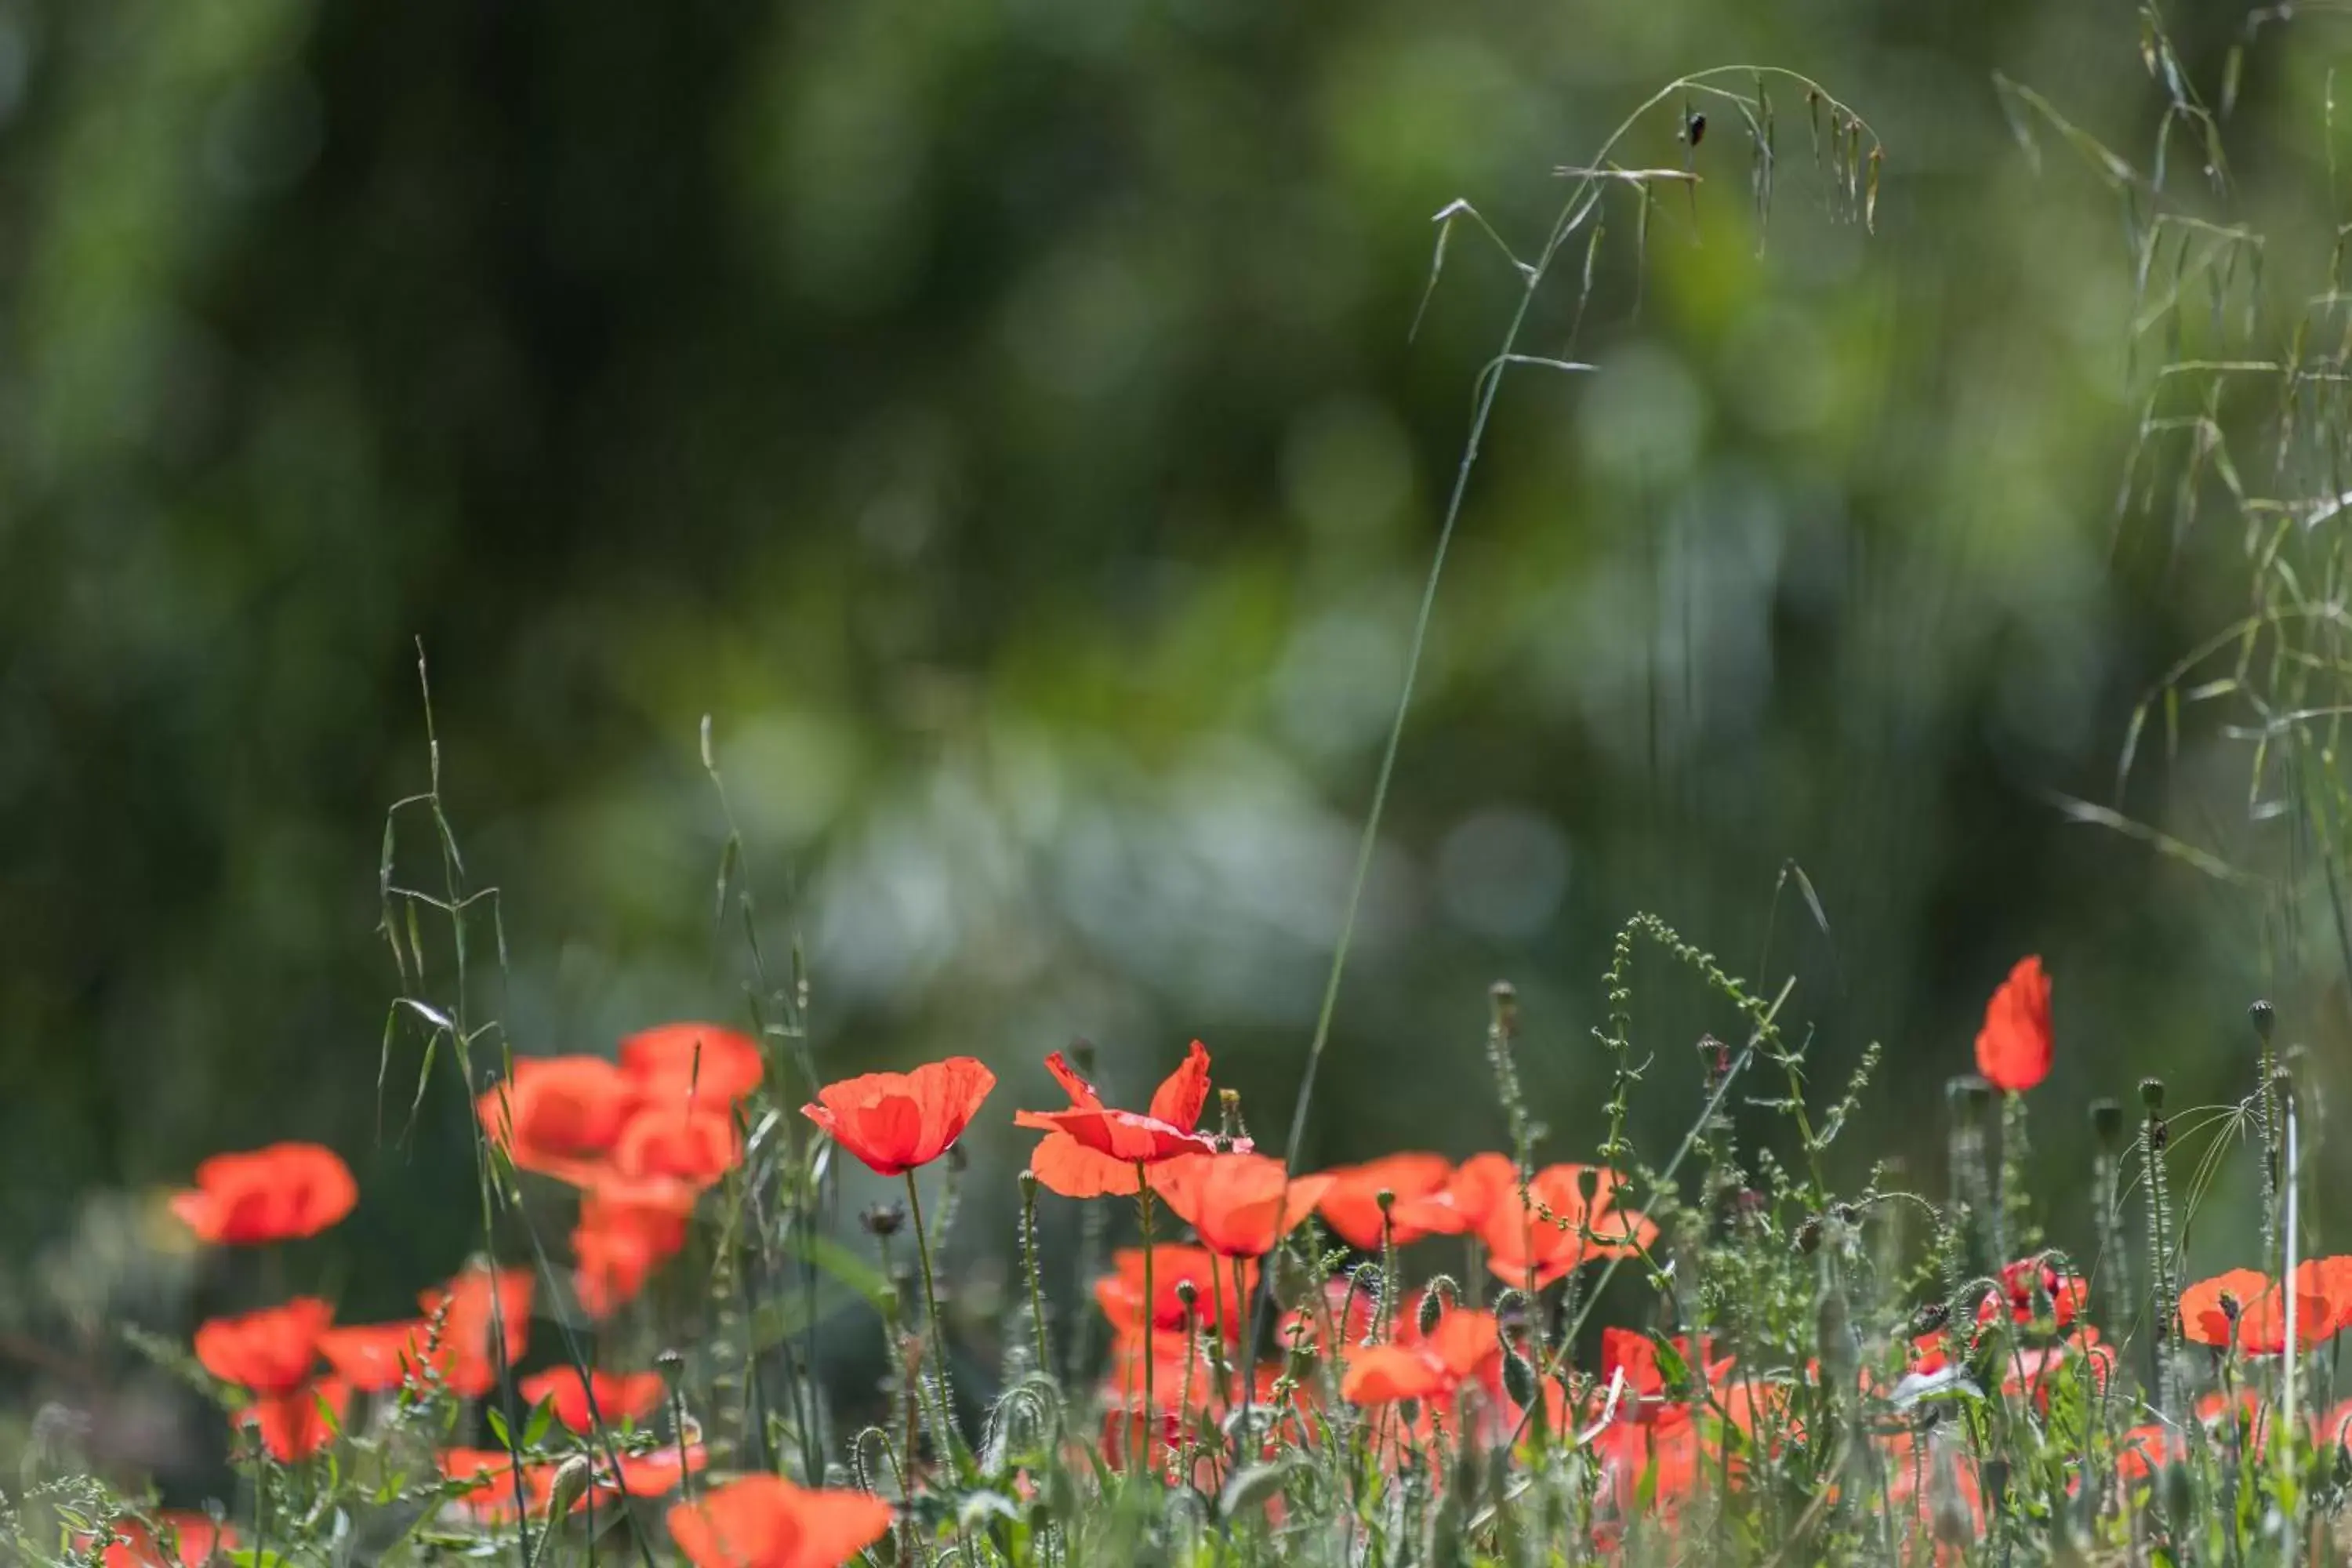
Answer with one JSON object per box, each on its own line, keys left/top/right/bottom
{"left": 545, "top": 1454, "right": 596, "bottom": 1519}
{"left": 1501, "top": 1346, "right": 1538, "bottom": 1410}
{"left": 657, "top": 1348, "right": 686, "bottom": 1389}
{"left": 2140, "top": 1076, "right": 2166, "bottom": 1113}
{"left": 862, "top": 1202, "right": 907, "bottom": 1238}
{"left": 2249, "top": 1000, "right": 2276, "bottom": 1043}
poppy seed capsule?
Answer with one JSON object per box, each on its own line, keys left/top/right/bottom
{"left": 2089, "top": 1098, "right": 2124, "bottom": 1149}
{"left": 862, "top": 1202, "right": 907, "bottom": 1238}
{"left": 1173, "top": 1279, "right": 1199, "bottom": 1319}
{"left": 657, "top": 1348, "right": 685, "bottom": 1387}
{"left": 2140, "top": 1076, "right": 2166, "bottom": 1113}
{"left": 2249, "top": 999, "right": 2276, "bottom": 1042}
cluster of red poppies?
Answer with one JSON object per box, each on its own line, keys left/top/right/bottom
{"left": 133, "top": 952, "right": 2350, "bottom": 1566}
{"left": 475, "top": 1022, "right": 768, "bottom": 1316}
{"left": 154, "top": 1024, "right": 890, "bottom": 1568}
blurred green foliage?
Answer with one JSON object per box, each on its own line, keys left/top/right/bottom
{"left": 0, "top": 0, "right": 2346, "bottom": 1436}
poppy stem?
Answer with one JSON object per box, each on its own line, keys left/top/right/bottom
{"left": 902, "top": 1171, "right": 959, "bottom": 1466}
{"left": 1136, "top": 1164, "right": 1156, "bottom": 1484}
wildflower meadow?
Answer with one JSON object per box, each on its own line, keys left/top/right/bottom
{"left": 16, "top": 5, "right": 2352, "bottom": 1568}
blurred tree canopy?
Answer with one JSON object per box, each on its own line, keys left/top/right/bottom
{"left": 0, "top": 0, "right": 2343, "bottom": 1322}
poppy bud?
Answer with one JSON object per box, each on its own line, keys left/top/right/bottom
{"left": 2089, "top": 1098, "right": 2123, "bottom": 1149}
{"left": 1501, "top": 1346, "right": 1538, "bottom": 1410}
{"left": 1488, "top": 981, "right": 1519, "bottom": 1035}
{"left": 545, "top": 1454, "right": 595, "bottom": 1520}
{"left": 1018, "top": 1168, "right": 1039, "bottom": 1200}
{"left": 2249, "top": 1000, "right": 2276, "bottom": 1042}
{"left": 2140, "top": 1077, "right": 2166, "bottom": 1113}
{"left": 862, "top": 1202, "right": 907, "bottom": 1238}
{"left": 657, "top": 1348, "right": 685, "bottom": 1388}
{"left": 2161, "top": 1460, "right": 2194, "bottom": 1524}
{"left": 1174, "top": 1279, "right": 1199, "bottom": 1320}
{"left": 1418, "top": 1275, "right": 1460, "bottom": 1338}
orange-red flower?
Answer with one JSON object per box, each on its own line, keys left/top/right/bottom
{"left": 417, "top": 1264, "right": 535, "bottom": 1397}
{"left": 1094, "top": 1247, "right": 1256, "bottom": 1340}
{"left": 801, "top": 1057, "right": 996, "bottom": 1176}
{"left": 620, "top": 1022, "right": 765, "bottom": 1109}
{"left": 1977, "top": 1255, "right": 2087, "bottom": 1330}
{"left": 665, "top": 1475, "right": 893, "bottom": 1568}
{"left": 1015, "top": 1043, "right": 1231, "bottom": 1198}
{"left": 593, "top": 1104, "right": 743, "bottom": 1210}
{"left": 242, "top": 1378, "right": 350, "bottom": 1462}
{"left": 1388, "top": 1152, "right": 1516, "bottom": 1239}
{"left": 607, "top": 1441, "right": 708, "bottom": 1497}
{"left": 1598, "top": 1328, "right": 1736, "bottom": 1421}
{"left": 1340, "top": 1304, "right": 1505, "bottom": 1408}
{"left": 170, "top": 1144, "right": 357, "bottom": 1246}
{"left": 317, "top": 1320, "right": 430, "bottom": 1392}
{"left": 1156, "top": 1152, "right": 1332, "bottom": 1258}
{"left": 1975, "top": 956, "right": 2052, "bottom": 1094}
{"left": 1315, "top": 1152, "right": 1454, "bottom": 1249}
{"left": 478, "top": 1058, "right": 642, "bottom": 1186}
{"left": 573, "top": 1196, "right": 688, "bottom": 1318}
{"left": 1480, "top": 1164, "right": 1656, "bottom": 1287}
{"left": 520, "top": 1366, "right": 667, "bottom": 1432}
{"left": 96, "top": 1512, "right": 238, "bottom": 1568}
{"left": 195, "top": 1298, "right": 333, "bottom": 1395}
{"left": 2180, "top": 1267, "right": 2336, "bottom": 1355}
{"left": 439, "top": 1446, "right": 608, "bottom": 1525}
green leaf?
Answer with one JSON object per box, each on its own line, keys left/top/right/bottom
{"left": 522, "top": 1394, "right": 556, "bottom": 1450}
{"left": 485, "top": 1406, "right": 511, "bottom": 1450}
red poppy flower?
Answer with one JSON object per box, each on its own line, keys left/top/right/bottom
{"left": 477, "top": 1058, "right": 642, "bottom": 1187}
{"left": 1093, "top": 1247, "right": 1255, "bottom": 1340}
{"left": 96, "top": 1513, "right": 238, "bottom": 1568}
{"left": 573, "top": 1196, "right": 688, "bottom": 1318}
{"left": 1155, "top": 1152, "right": 1333, "bottom": 1258}
{"left": 1598, "top": 1329, "right": 1736, "bottom": 1422}
{"left": 1315, "top": 1152, "right": 1454, "bottom": 1249}
{"left": 317, "top": 1321, "right": 430, "bottom": 1392}
{"left": 1338, "top": 1301, "right": 1508, "bottom": 1410}
{"left": 1480, "top": 1164, "right": 1657, "bottom": 1287}
{"left": 593, "top": 1103, "right": 742, "bottom": 1210}
{"left": 1340, "top": 1345, "right": 1450, "bottom": 1406}
{"left": 242, "top": 1378, "right": 349, "bottom": 1462}
{"left": 666, "top": 1475, "right": 894, "bottom": 1568}
{"left": 1388, "top": 1152, "right": 1516, "bottom": 1238}
{"left": 2179, "top": 1267, "right": 2332, "bottom": 1354}
{"left": 1977, "top": 1256, "right": 2088, "bottom": 1330}
{"left": 439, "top": 1446, "right": 607, "bottom": 1525}
{"left": 170, "top": 1144, "right": 357, "bottom": 1246}
{"left": 417, "top": 1265, "right": 535, "bottom": 1397}
{"left": 1975, "top": 956, "right": 2053, "bottom": 1094}
{"left": 194, "top": 1298, "right": 333, "bottom": 1395}
{"left": 800, "top": 1057, "right": 996, "bottom": 1176}
{"left": 620, "top": 1022, "right": 765, "bottom": 1109}
{"left": 520, "top": 1367, "right": 667, "bottom": 1432}
{"left": 607, "top": 1440, "right": 707, "bottom": 1497}
{"left": 1015, "top": 1043, "right": 1232, "bottom": 1198}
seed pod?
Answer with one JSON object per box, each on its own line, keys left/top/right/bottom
{"left": 2249, "top": 1000, "right": 2276, "bottom": 1042}
{"left": 2140, "top": 1076, "right": 2166, "bottom": 1113}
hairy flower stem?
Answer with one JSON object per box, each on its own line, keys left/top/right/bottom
{"left": 1136, "top": 1165, "right": 1156, "bottom": 1484}
{"left": 2140, "top": 1080, "right": 2175, "bottom": 1420}
{"left": 903, "top": 1171, "right": 961, "bottom": 1467}
{"left": 1018, "top": 1171, "right": 1051, "bottom": 1380}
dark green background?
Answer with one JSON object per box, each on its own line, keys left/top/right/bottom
{"left": 0, "top": 0, "right": 2339, "bottom": 1479}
